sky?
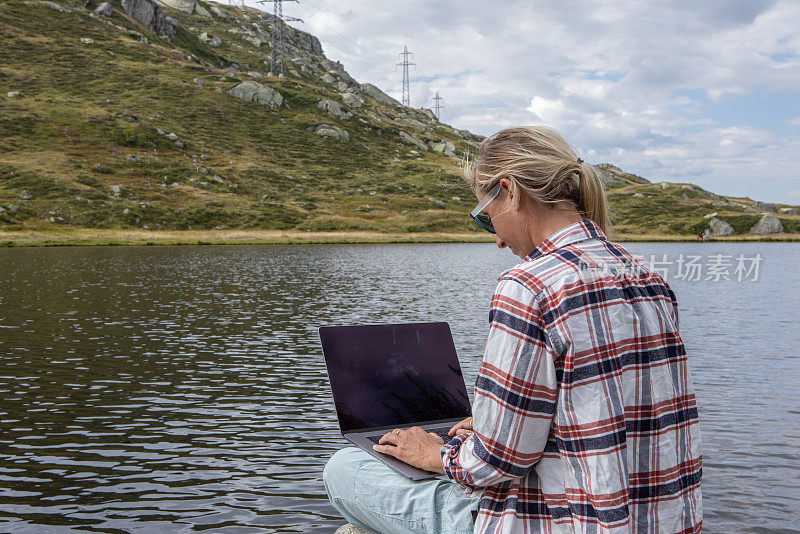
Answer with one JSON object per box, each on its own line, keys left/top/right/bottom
{"left": 246, "top": 0, "right": 800, "bottom": 204}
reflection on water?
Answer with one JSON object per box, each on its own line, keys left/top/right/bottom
{"left": 0, "top": 242, "right": 798, "bottom": 533}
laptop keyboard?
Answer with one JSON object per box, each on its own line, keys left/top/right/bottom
{"left": 366, "top": 427, "right": 454, "bottom": 444}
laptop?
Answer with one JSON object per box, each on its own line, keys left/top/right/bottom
{"left": 319, "top": 322, "right": 472, "bottom": 480}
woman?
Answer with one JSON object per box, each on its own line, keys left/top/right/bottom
{"left": 324, "top": 126, "right": 702, "bottom": 533}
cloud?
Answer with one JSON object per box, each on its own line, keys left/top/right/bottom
{"left": 253, "top": 0, "right": 800, "bottom": 204}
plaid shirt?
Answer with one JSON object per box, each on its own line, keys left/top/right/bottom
{"left": 441, "top": 220, "right": 702, "bottom": 534}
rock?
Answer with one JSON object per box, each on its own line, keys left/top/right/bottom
{"left": 92, "top": 163, "right": 102, "bottom": 171}
{"left": 199, "top": 32, "right": 222, "bottom": 46}
{"left": 19, "top": 190, "right": 31, "bottom": 200}
{"left": 341, "top": 92, "right": 364, "bottom": 109}
{"left": 632, "top": 192, "right": 645, "bottom": 198}
{"left": 94, "top": 1, "right": 112, "bottom": 16}
{"left": 321, "top": 73, "right": 336, "bottom": 85}
{"left": 0, "top": 207, "right": 5, "bottom": 214}
{"left": 121, "top": 0, "right": 177, "bottom": 37}
{"left": 228, "top": 81, "right": 284, "bottom": 108}
{"left": 427, "top": 196, "right": 445, "bottom": 208}
{"left": 193, "top": 76, "right": 205, "bottom": 86}
{"left": 312, "top": 124, "right": 349, "bottom": 141}
{"left": 206, "top": 3, "right": 227, "bottom": 17}
{"left": 361, "top": 83, "right": 401, "bottom": 106}
{"left": 197, "top": 166, "right": 209, "bottom": 175}
{"left": 174, "top": 140, "right": 184, "bottom": 148}
{"left": 397, "top": 116, "right": 428, "bottom": 130}
{"left": 42, "top": 1, "right": 71, "bottom": 12}
{"left": 336, "top": 81, "right": 350, "bottom": 92}
{"left": 660, "top": 182, "right": 670, "bottom": 189}
{"left": 80, "top": 37, "right": 94, "bottom": 44}
{"left": 214, "top": 87, "right": 223, "bottom": 93}
{"left": 154, "top": 0, "right": 201, "bottom": 14}
{"left": 247, "top": 71, "right": 263, "bottom": 79}
{"left": 166, "top": 132, "right": 178, "bottom": 140}
{"left": 125, "top": 155, "right": 141, "bottom": 162}
{"left": 399, "top": 131, "right": 428, "bottom": 151}
{"left": 7, "top": 91, "right": 21, "bottom": 98}
{"left": 200, "top": 154, "right": 209, "bottom": 161}
{"left": 318, "top": 99, "right": 352, "bottom": 120}
{"left": 779, "top": 207, "right": 799, "bottom": 215}
{"left": 211, "top": 175, "right": 224, "bottom": 184}
{"left": 8, "top": 204, "right": 18, "bottom": 212}
{"left": 708, "top": 217, "right": 734, "bottom": 237}
{"left": 681, "top": 193, "right": 689, "bottom": 199}
{"left": 750, "top": 213, "right": 784, "bottom": 234}
{"left": 703, "top": 212, "right": 718, "bottom": 220}
{"left": 194, "top": 2, "right": 211, "bottom": 17}
{"left": 430, "top": 139, "right": 456, "bottom": 157}
{"left": 123, "top": 208, "right": 131, "bottom": 214}
{"left": 742, "top": 206, "right": 758, "bottom": 213}
{"left": 595, "top": 167, "right": 625, "bottom": 185}
{"left": 419, "top": 108, "right": 437, "bottom": 121}
{"left": 111, "top": 185, "right": 122, "bottom": 197}
{"left": 752, "top": 201, "right": 777, "bottom": 213}
{"left": 711, "top": 200, "right": 732, "bottom": 207}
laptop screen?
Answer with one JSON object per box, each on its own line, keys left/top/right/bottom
{"left": 320, "top": 322, "right": 472, "bottom": 432}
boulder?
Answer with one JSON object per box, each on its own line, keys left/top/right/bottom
{"left": 42, "top": 1, "right": 71, "bottom": 12}
{"left": 318, "top": 99, "right": 351, "bottom": 120}
{"left": 361, "top": 83, "right": 401, "bottom": 106}
{"left": 247, "top": 71, "right": 263, "bottom": 79}
{"left": 779, "top": 207, "right": 799, "bottom": 215}
{"left": 430, "top": 139, "right": 456, "bottom": 157}
{"left": 750, "top": 213, "right": 784, "bottom": 234}
{"left": 111, "top": 185, "right": 122, "bottom": 197}
{"left": 193, "top": 76, "right": 205, "bottom": 86}
{"left": 199, "top": 32, "right": 222, "bottom": 47}
{"left": 19, "top": 190, "right": 32, "bottom": 200}
{"left": 121, "top": 0, "right": 177, "bottom": 37}
{"left": 207, "top": 3, "right": 227, "bottom": 17}
{"left": 341, "top": 92, "right": 364, "bottom": 109}
{"left": 595, "top": 166, "right": 625, "bottom": 185}
{"left": 660, "top": 182, "right": 670, "bottom": 189}
{"left": 228, "top": 81, "right": 284, "bottom": 108}
{"left": 80, "top": 37, "right": 94, "bottom": 44}
{"left": 708, "top": 217, "right": 734, "bottom": 237}
{"left": 321, "top": 73, "right": 336, "bottom": 85}
{"left": 7, "top": 91, "right": 21, "bottom": 98}
{"left": 310, "top": 124, "right": 349, "bottom": 141}
{"left": 94, "top": 2, "right": 113, "bottom": 16}
{"left": 399, "top": 131, "right": 428, "bottom": 151}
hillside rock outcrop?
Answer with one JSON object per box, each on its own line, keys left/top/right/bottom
{"left": 121, "top": 0, "right": 178, "bottom": 37}
{"left": 155, "top": 0, "right": 211, "bottom": 17}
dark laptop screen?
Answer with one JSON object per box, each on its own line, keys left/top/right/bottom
{"left": 320, "top": 322, "right": 471, "bottom": 432}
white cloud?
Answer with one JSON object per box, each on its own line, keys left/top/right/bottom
{"left": 252, "top": 0, "right": 800, "bottom": 204}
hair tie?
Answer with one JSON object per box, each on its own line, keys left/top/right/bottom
{"left": 576, "top": 158, "right": 583, "bottom": 164}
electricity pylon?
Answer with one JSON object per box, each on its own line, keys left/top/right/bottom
{"left": 431, "top": 92, "right": 445, "bottom": 120}
{"left": 396, "top": 45, "right": 414, "bottom": 107}
{"left": 257, "top": 0, "right": 303, "bottom": 77}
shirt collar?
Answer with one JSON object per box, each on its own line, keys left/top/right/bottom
{"left": 526, "top": 219, "right": 607, "bottom": 261}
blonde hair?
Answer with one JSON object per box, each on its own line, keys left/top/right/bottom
{"left": 462, "top": 126, "right": 610, "bottom": 234}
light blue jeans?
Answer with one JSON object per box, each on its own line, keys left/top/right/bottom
{"left": 323, "top": 447, "right": 480, "bottom": 534}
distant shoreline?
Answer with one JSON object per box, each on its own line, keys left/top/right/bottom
{"left": 1, "top": 229, "right": 799, "bottom": 247}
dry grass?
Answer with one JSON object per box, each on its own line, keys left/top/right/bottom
{"left": 2, "top": 229, "right": 799, "bottom": 247}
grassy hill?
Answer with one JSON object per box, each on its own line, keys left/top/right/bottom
{"left": 1, "top": 0, "right": 798, "bottom": 244}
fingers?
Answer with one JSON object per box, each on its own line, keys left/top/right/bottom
{"left": 448, "top": 417, "right": 473, "bottom": 436}
{"left": 378, "top": 429, "right": 401, "bottom": 445}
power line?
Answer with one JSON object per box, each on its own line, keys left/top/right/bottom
{"left": 432, "top": 91, "right": 445, "bottom": 120}
{"left": 396, "top": 45, "right": 414, "bottom": 107}
{"left": 257, "top": 0, "right": 303, "bottom": 77}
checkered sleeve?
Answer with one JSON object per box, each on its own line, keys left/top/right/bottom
{"left": 441, "top": 276, "right": 557, "bottom": 488}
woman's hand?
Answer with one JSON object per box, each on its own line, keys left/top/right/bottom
{"left": 372, "top": 427, "right": 445, "bottom": 474}
{"left": 448, "top": 416, "right": 473, "bottom": 436}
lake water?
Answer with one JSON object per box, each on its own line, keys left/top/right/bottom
{"left": 0, "top": 242, "right": 798, "bottom": 533}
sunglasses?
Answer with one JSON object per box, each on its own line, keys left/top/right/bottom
{"left": 469, "top": 183, "right": 502, "bottom": 234}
